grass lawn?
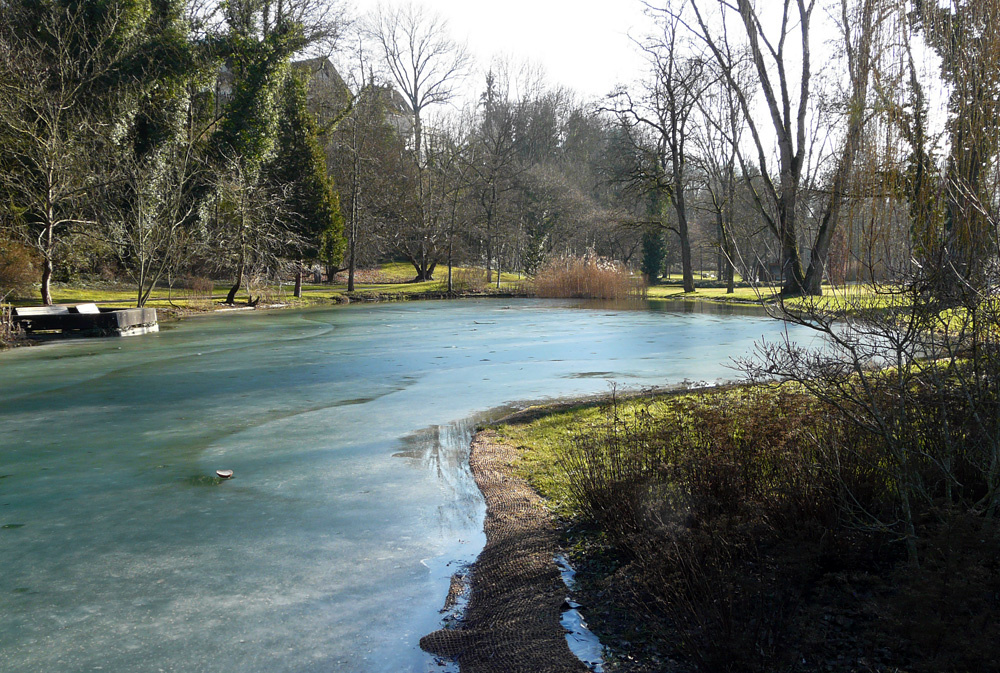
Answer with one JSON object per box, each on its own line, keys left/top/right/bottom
{"left": 495, "top": 391, "right": 699, "bottom": 520}
{"left": 647, "top": 280, "right": 904, "bottom": 314}
{"left": 7, "top": 264, "right": 911, "bottom": 320}
{"left": 316, "top": 263, "right": 527, "bottom": 299}
{"left": 6, "top": 264, "right": 531, "bottom": 311}
{"left": 495, "top": 404, "right": 604, "bottom": 519}
{"left": 646, "top": 284, "right": 781, "bottom": 303}
{"left": 10, "top": 282, "right": 325, "bottom": 311}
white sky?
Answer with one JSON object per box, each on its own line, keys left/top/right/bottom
{"left": 346, "top": 0, "right": 652, "bottom": 102}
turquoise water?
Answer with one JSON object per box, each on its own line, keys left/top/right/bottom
{"left": 0, "top": 299, "right": 819, "bottom": 672}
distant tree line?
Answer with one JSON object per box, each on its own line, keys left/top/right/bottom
{"left": 0, "top": 0, "right": 997, "bottom": 305}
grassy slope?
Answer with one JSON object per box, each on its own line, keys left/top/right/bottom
{"left": 496, "top": 393, "right": 693, "bottom": 520}
{"left": 496, "top": 404, "right": 603, "bottom": 519}
{"left": 7, "top": 263, "right": 528, "bottom": 310}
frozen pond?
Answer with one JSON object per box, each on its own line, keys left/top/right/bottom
{"left": 0, "top": 298, "right": 818, "bottom": 672}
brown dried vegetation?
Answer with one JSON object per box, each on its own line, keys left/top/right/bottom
{"left": 557, "top": 386, "right": 1000, "bottom": 673}
{"left": 0, "top": 236, "right": 37, "bottom": 301}
{"left": 533, "top": 254, "right": 645, "bottom": 301}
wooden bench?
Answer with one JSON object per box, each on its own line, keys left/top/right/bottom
{"left": 12, "top": 305, "right": 70, "bottom": 317}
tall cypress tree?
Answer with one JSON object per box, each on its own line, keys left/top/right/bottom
{"left": 265, "top": 73, "right": 345, "bottom": 294}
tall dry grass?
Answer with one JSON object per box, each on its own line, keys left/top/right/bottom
{"left": 449, "top": 267, "right": 488, "bottom": 293}
{"left": 533, "top": 253, "right": 645, "bottom": 300}
{"left": 1, "top": 304, "right": 13, "bottom": 343}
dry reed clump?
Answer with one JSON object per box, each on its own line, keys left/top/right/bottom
{"left": 169, "top": 276, "right": 216, "bottom": 308}
{"left": 178, "top": 275, "right": 214, "bottom": 295}
{"left": 533, "top": 253, "right": 645, "bottom": 300}
{"left": 449, "top": 267, "right": 488, "bottom": 293}
{"left": 187, "top": 276, "right": 215, "bottom": 297}
{"left": 1, "top": 303, "right": 23, "bottom": 345}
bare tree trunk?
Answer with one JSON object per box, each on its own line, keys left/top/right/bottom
{"left": 716, "top": 207, "right": 737, "bottom": 293}
{"left": 716, "top": 210, "right": 725, "bottom": 282}
{"left": 723, "top": 196, "right": 736, "bottom": 293}
{"left": 780, "top": 220, "right": 808, "bottom": 295}
{"left": 803, "top": 0, "right": 876, "bottom": 295}
{"left": 447, "top": 237, "right": 454, "bottom": 293}
{"left": 226, "top": 248, "right": 245, "bottom": 304}
{"left": 496, "top": 241, "right": 502, "bottom": 289}
{"left": 725, "top": 241, "right": 736, "bottom": 293}
{"left": 41, "top": 256, "right": 54, "bottom": 306}
{"left": 347, "top": 238, "right": 356, "bottom": 292}
{"left": 674, "top": 186, "right": 695, "bottom": 293}
{"left": 803, "top": 188, "right": 841, "bottom": 294}
{"left": 40, "top": 219, "right": 54, "bottom": 305}
{"left": 485, "top": 227, "right": 493, "bottom": 284}
{"left": 347, "top": 153, "right": 360, "bottom": 293}
{"left": 409, "top": 253, "right": 436, "bottom": 282}
{"left": 294, "top": 264, "right": 303, "bottom": 298}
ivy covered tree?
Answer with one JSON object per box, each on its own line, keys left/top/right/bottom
{"left": 106, "top": 0, "right": 207, "bottom": 307}
{"left": 208, "top": 0, "right": 305, "bottom": 303}
{"left": 0, "top": 0, "right": 192, "bottom": 304}
{"left": 641, "top": 225, "right": 665, "bottom": 285}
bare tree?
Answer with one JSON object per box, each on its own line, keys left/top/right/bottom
{"left": 468, "top": 67, "right": 523, "bottom": 284}
{"left": 692, "top": 65, "right": 745, "bottom": 293}
{"left": 106, "top": 140, "right": 203, "bottom": 307}
{"left": 364, "top": 2, "right": 471, "bottom": 281}
{"left": 611, "top": 4, "right": 710, "bottom": 292}
{"left": 682, "top": 0, "right": 819, "bottom": 295}
{"left": 365, "top": 1, "right": 471, "bottom": 162}
{"left": 0, "top": 3, "right": 129, "bottom": 304}
{"left": 799, "top": 0, "right": 879, "bottom": 294}
{"left": 208, "top": 155, "right": 298, "bottom": 305}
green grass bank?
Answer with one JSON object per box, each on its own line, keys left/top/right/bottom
{"left": 494, "top": 384, "right": 1000, "bottom": 673}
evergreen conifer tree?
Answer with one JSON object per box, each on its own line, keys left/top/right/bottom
{"left": 266, "top": 73, "right": 345, "bottom": 294}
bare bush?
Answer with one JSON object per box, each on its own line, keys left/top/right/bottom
{"left": 551, "top": 380, "right": 1000, "bottom": 672}
{"left": 557, "top": 388, "right": 856, "bottom": 671}
{"left": 742, "top": 270, "right": 1000, "bottom": 564}
{"left": 0, "top": 235, "right": 34, "bottom": 343}
{"left": 168, "top": 276, "right": 216, "bottom": 308}
{"left": 178, "top": 276, "right": 216, "bottom": 296}
{"left": 0, "top": 303, "right": 21, "bottom": 345}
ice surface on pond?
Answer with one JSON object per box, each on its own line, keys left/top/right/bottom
{"left": 0, "top": 299, "right": 820, "bottom": 672}
{"left": 556, "top": 554, "right": 605, "bottom": 672}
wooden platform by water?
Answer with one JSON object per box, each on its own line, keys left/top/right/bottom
{"left": 12, "top": 303, "right": 159, "bottom": 337}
